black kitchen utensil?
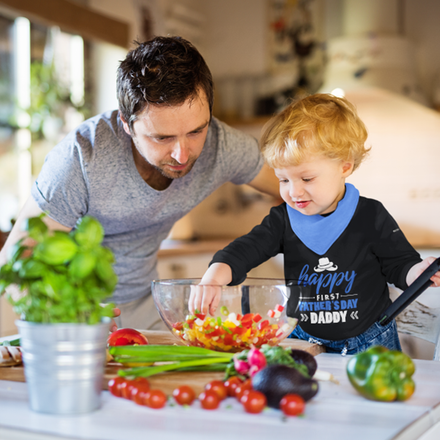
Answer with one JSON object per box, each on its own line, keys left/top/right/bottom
{"left": 378, "top": 257, "right": 440, "bottom": 326}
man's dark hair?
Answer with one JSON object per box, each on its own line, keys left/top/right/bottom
{"left": 117, "top": 36, "right": 214, "bottom": 131}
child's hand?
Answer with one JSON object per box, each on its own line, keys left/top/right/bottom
{"left": 188, "top": 263, "right": 233, "bottom": 316}
{"left": 406, "top": 257, "right": 440, "bottom": 288}
{"left": 189, "top": 284, "right": 222, "bottom": 316}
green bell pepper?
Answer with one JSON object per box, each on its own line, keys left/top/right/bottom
{"left": 346, "top": 345, "right": 416, "bottom": 401}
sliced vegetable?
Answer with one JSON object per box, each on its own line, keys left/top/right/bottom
{"left": 171, "top": 309, "right": 296, "bottom": 352}
{"left": 107, "top": 328, "right": 149, "bottom": 347}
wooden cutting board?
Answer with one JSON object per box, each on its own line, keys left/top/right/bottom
{"left": 0, "top": 330, "right": 325, "bottom": 395}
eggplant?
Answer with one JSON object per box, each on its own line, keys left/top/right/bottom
{"left": 290, "top": 349, "right": 318, "bottom": 377}
{"left": 251, "top": 364, "right": 319, "bottom": 408}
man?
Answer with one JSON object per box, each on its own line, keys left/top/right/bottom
{"left": 0, "top": 36, "right": 279, "bottom": 330}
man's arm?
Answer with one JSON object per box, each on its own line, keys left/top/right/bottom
{"left": 246, "top": 163, "right": 281, "bottom": 200}
{"left": 0, "top": 196, "right": 71, "bottom": 266}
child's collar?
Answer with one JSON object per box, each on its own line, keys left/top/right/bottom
{"left": 286, "top": 183, "right": 360, "bottom": 255}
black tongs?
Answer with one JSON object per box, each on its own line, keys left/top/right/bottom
{"left": 378, "top": 257, "right": 440, "bottom": 326}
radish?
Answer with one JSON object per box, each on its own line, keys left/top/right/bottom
{"left": 247, "top": 347, "right": 267, "bottom": 371}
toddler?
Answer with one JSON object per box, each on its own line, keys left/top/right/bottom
{"left": 190, "top": 93, "right": 440, "bottom": 354}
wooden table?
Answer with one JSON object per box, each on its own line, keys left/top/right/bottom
{"left": 0, "top": 330, "right": 325, "bottom": 395}
{"left": 1, "top": 353, "right": 440, "bottom": 440}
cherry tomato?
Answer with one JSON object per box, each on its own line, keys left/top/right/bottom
{"left": 280, "top": 394, "right": 305, "bottom": 416}
{"left": 241, "top": 390, "right": 267, "bottom": 414}
{"left": 145, "top": 389, "right": 167, "bottom": 409}
{"left": 116, "top": 376, "right": 144, "bottom": 399}
{"left": 119, "top": 379, "right": 137, "bottom": 399}
{"left": 108, "top": 376, "right": 126, "bottom": 397}
{"left": 235, "top": 379, "right": 253, "bottom": 400}
{"left": 131, "top": 382, "right": 151, "bottom": 406}
{"left": 173, "top": 385, "right": 196, "bottom": 406}
{"left": 205, "top": 380, "right": 228, "bottom": 401}
{"left": 224, "top": 376, "right": 243, "bottom": 397}
{"left": 199, "top": 390, "right": 221, "bottom": 410}
{"left": 107, "top": 328, "right": 149, "bottom": 346}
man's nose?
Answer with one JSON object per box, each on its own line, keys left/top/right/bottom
{"left": 170, "top": 140, "right": 189, "bottom": 164}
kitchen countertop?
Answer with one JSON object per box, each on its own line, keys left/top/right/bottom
{"left": 0, "top": 331, "right": 325, "bottom": 395}
{"left": 1, "top": 348, "right": 440, "bottom": 439}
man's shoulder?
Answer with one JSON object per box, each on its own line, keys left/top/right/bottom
{"left": 58, "top": 110, "right": 127, "bottom": 158}
{"left": 74, "top": 110, "right": 122, "bottom": 142}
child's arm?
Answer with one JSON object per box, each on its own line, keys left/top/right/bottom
{"left": 188, "top": 263, "right": 233, "bottom": 316}
{"left": 406, "top": 257, "right": 440, "bottom": 287}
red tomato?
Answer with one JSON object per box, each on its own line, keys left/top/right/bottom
{"left": 224, "top": 376, "right": 243, "bottom": 397}
{"left": 108, "top": 376, "right": 126, "bottom": 397}
{"left": 119, "top": 377, "right": 148, "bottom": 399}
{"left": 145, "top": 389, "right": 167, "bottom": 409}
{"left": 173, "top": 385, "right": 196, "bottom": 406}
{"left": 241, "top": 390, "right": 267, "bottom": 414}
{"left": 199, "top": 390, "right": 221, "bottom": 410}
{"left": 107, "top": 328, "right": 149, "bottom": 346}
{"left": 205, "top": 380, "right": 228, "bottom": 401}
{"left": 131, "top": 382, "right": 151, "bottom": 406}
{"left": 119, "top": 379, "right": 137, "bottom": 399}
{"left": 235, "top": 379, "right": 253, "bottom": 400}
{"left": 280, "top": 394, "right": 305, "bottom": 416}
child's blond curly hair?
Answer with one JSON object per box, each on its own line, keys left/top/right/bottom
{"left": 260, "top": 93, "right": 370, "bottom": 171}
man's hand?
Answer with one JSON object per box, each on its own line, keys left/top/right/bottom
{"left": 188, "top": 262, "right": 232, "bottom": 315}
{"left": 406, "top": 257, "right": 440, "bottom": 288}
{"left": 109, "top": 307, "right": 121, "bottom": 333}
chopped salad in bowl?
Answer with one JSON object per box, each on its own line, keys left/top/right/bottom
{"left": 152, "top": 278, "right": 298, "bottom": 353}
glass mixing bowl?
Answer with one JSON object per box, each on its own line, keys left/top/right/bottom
{"left": 151, "top": 278, "right": 298, "bottom": 352}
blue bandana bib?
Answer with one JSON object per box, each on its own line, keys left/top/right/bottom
{"left": 286, "top": 183, "right": 360, "bottom": 255}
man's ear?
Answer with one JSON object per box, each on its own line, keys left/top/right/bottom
{"left": 119, "top": 111, "right": 131, "bottom": 136}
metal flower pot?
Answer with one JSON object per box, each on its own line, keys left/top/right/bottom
{"left": 16, "top": 319, "right": 110, "bottom": 415}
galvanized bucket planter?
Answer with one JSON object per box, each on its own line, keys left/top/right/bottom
{"left": 16, "top": 319, "right": 110, "bottom": 415}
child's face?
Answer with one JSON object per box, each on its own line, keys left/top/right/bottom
{"left": 274, "top": 155, "right": 354, "bottom": 216}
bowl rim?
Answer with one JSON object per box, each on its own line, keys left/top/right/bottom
{"left": 151, "top": 277, "right": 288, "bottom": 287}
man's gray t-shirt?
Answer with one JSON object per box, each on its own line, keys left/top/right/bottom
{"left": 31, "top": 110, "right": 264, "bottom": 304}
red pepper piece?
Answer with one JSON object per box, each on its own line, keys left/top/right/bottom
{"left": 195, "top": 313, "right": 206, "bottom": 320}
{"left": 257, "top": 320, "right": 269, "bottom": 331}
{"left": 224, "top": 334, "right": 234, "bottom": 346}
{"left": 232, "top": 326, "right": 246, "bottom": 335}
{"left": 173, "top": 322, "right": 184, "bottom": 331}
{"left": 252, "top": 313, "right": 262, "bottom": 323}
